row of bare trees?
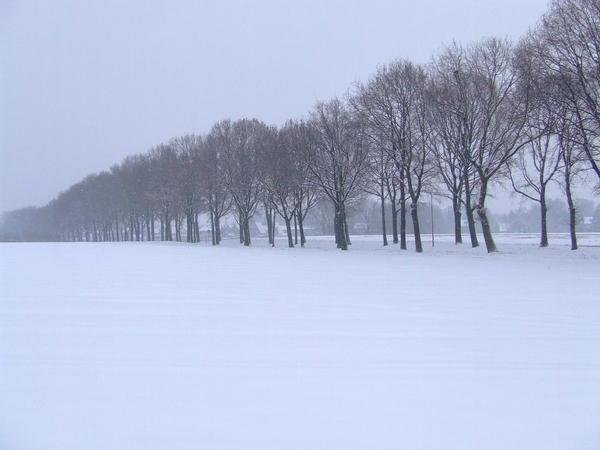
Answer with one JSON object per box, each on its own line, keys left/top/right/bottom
{"left": 510, "top": 0, "right": 600, "bottom": 249}
{"left": 2, "top": 0, "right": 598, "bottom": 251}
{"left": 32, "top": 119, "right": 325, "bottom": 248}
{"left": 349, "top": 0, "right": 600, "bottom": 251}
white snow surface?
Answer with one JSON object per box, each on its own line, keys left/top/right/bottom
{"left": 1, "top": 234, "right": 599, "bottom": 450}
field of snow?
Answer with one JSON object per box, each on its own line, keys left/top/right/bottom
{"left": 1, "top": 234, "right": 599, "bottom": 450}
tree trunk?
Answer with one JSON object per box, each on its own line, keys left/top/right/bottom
{"left": 453, "top": 194, "right": 463, "bottom": 245}
{"left": 410, "top": 202, "right": 423, "bottom": 253}
{"left": 345, "top": 215, "right": 351, "bottom": 246}
{"left": 336, "top": 202, "right": 348, "bottom": 250}
{"left": 478, "top": 206, "right": 497, "bottom": 253}
{"left": 243, "top": 216, "right": 251, "bottom": 246}
{"left": 211, "top": 206, "right": 222, "bottom": 246}
{"left": 540, "top": 192, "right": 549, "bottom": 248}
{"left": 466, "top": 206, "right": 478, "bottom": 248}
{"left": 294, "top": 211, "right": 298, "bottom": 245}
{"left": 165, "top": 210, "right": 172, "bottom": 241}
{"left": 210, "top": 209, "right": 216, "bottom": 245}
{"left": 298, "top": 206, "right": 306, "bottom": 247}
{"left": 399, "top": 187, "right": 407, "bottom": 250}
{"left": 266, "top": 207, "right": 274, "bottom": 247}
{"left": 284, "top": 216, "right": 294, "bottom": 248}
{"left": 186, "top": 214, "right": 192, "bottom": 243}
{"left": 565, "top": 170, "right": 578, "bottom": 250}
{"left": 380, "top": 190, "right": 388, "bottom": 247}
{"left": 239, "top": 211, "right": 244, "bottom": 244}
{"left": 270, "top": 210, "right": 276, "bottom": 246}
{"left": 391, "top": 201, "right": 398, "bottom": 244}
{"left": 334, "top": 211, "right": 339, "bottom": 246}
{"left": 190, "top": 213, "right": 196, "bottom": 243}
{"left": 464, "top": 173, "right": 479, "bottom": 248}
{"left": 215, "top": 215, "right": 221, "bottom": 245}
{"left": 476, "top": 180, "right": 498, "bottom": 253}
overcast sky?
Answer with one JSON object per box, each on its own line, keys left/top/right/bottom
{"left": 0, "top": 0, "right": 552, "bottom": 213}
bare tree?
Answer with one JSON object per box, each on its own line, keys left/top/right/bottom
{"left": 352, "top": 59, "right": 435, "bottom": 251}
{"left": 294, "top": 120, "right": 322, "bottom": 247}
{"left": 429, "top": 44, "right": 480, "bottom": 246}
{"left": 261, "top": 125, "right": 299, "bottom": 247}
{"left": 252, "top": 120, "right": 322, "bottom": 248}
{"left": 350, "top": 96, "right": 396, "bottom": 246}
{"left": 558, "top": 114, "right": 589, "bottom": 249}
{"left": 507, "top": 105, "right": 562, "bottom": 247}
{"left": 308, "top": 98, "right": 370, "bottom": 250}
{"left": 212, "top": 118, "right": 269, "bottom": 246}
{"left": 351, "top": 64, "right": 408, "bottom": 248}
{"left": 454, "top": 37, "right": 534, "bottom": 253}
{"left": 145, "top": 144, "right": 180, "bottom": 241}
{"left": 169, "top": 135, "right": 206, "bottom": 243}
{"left": 406, "top": 64, "right": 437, "bottom": 253}
{"left": 364, "top": 137, "right": 394, "bottom": 246}
{"left": 199, "top": 133, "right": 232, "bottom": 245}
{"left": 533, "top": 0, "right": 600, "bottom": 184}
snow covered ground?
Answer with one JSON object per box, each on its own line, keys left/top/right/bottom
{"left": 1, "top": 234, "right": 599, "bottom": 450}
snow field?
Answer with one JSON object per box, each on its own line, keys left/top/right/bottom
{"left": 1, "top": 236, "right": 599, "bottom": 450}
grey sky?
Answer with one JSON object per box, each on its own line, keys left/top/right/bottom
{"left": 1, "top": 0, "right": 550, "bottom": 213}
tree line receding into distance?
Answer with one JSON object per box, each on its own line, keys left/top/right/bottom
{"left": 2, "top": 0, "right": 599, "bottom": 252}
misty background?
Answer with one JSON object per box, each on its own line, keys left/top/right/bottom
{"left": 0, "top": 0, "right": 553, "bottom": 214}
